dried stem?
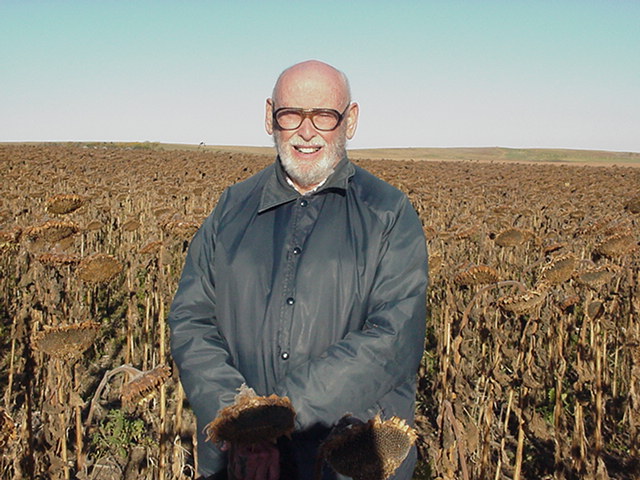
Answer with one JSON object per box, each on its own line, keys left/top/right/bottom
{"left": 55, "top": 360, "right": 70, "bottom": 480}
{"left": 74, "top": 363, "right": 85, "bottom": 472}
{"left": 513, "top": 402, "right": 526, "bottom": 480}
{"left": 4, "top": 317, "right": 18, "bottom": 409}
{"left": 126, "top": 268, "right": 134, "bottom": 364}
{"left": 444, "top": 399, "right": 470, "bottom": 480}
{"left": 158, "top": 294, "right": 167, "bottom": 480}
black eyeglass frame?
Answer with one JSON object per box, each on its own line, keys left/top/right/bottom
{"left": 272, "top": 105, "right": 350, "bottom": 131}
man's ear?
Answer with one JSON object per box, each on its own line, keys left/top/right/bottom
{"left": 346, "top": 102, "right": 359, "bottom": 140}
{"left": 265, "top": 98, "right": 274, "bottom": 135}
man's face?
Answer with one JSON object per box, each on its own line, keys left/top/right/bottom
{"left": 265, "top": 64, "right": 359, "bottom": 189}
{"left": 272, "top": 109, "right": 349, "bottom": 188}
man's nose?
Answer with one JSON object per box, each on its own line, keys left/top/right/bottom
{"left": 297, "top": 117, "right": 317, "bottom": 141}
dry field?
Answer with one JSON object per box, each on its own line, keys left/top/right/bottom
{"left": 0, "top": 143, "right": 639, "bottom": 480}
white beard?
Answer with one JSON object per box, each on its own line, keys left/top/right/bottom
{"left": 274, "top": 132, "right": 346, "bottom": 188}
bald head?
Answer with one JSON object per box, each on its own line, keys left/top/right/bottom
{"left": 271, "top": 60, "right": 352, "bottom": 109}
{"left": 265, "top": 60, "right": 359, "bottom": 192}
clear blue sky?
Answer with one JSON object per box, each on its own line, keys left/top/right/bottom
{"left": 2, "top": 0, "right": 639, "bottom": 152}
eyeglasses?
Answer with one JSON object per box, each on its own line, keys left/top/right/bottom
{"left": 273, "top": 105, "right": 350, "bottom": 131}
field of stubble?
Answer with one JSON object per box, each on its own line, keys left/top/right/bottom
{"left": 0, "top": 143, "right": 639, "bottom": 480}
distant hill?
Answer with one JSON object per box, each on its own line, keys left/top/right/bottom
{"left": 347, "top": 146, "right": 640, "bottom": 166}
{"left": 170, "top": 144, "right": 640, "bottom": 166}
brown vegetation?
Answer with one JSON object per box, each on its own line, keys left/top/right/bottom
{"left": 0, "top": 143, "right": 639, "bottom": 479}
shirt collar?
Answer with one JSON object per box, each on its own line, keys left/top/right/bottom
{"left": 259, "top": 155, "right": 355, "bottom": 213}
{"left": 284, "top": 174, "right": 328, "bottom": 194}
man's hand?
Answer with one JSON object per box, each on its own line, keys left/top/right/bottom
{"left": 222, "top": 441, "right": 280, "bottom": 480}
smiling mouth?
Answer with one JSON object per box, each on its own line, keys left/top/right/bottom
{"left": 294, "top": 146, "right": 322, "bottom": 154}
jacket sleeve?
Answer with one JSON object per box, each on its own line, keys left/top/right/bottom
{"left": 273, "top": 196, "right": 428, "bottom": 429}
{"left": 168, "top": 192, "right": 245, "bottom": 475}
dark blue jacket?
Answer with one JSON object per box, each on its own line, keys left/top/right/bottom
{"left": 168, "top": 157, "right": 428, "bottom": 479}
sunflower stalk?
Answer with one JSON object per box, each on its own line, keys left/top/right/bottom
{"left": 84, "top": 364, "right": 143, "bottom": 427}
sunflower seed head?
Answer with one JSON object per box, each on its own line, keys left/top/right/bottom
{"left": 594, "top": 233, "right": 637, "bottom": 258}
{"left": 162, "top": 219, "right": 200, "bottom": 239}
{"left": 499, "top": 289, "right": 546, "bottom": 315}
{"left": 321, "top": 415, "right": 417, "bottom": 480}
{"left": 494, "top": 228, "right": 533, "bottom": 247}
{"left": 45, "top": 194, "right": 87, "bottom": 215}
{"left": 77, "top": 253, "right": 123, "bottom": 283}
{"left": 32, "top": 320, "right": 100, "bottom": 361}
{"left": 586, "top": 300, "right": 605, "bottom": 320}
{"left": 558, "top": 294, "right": 581, "bottom": 313}
{"left": 36, "top": 252, "right": 81, "bottom": 267}
{"left": 139, "top": 241, "right": 163, "bottom": 255}
{"left": 574, "top": 264, "right": 620, "bottom": 289}
{"left": 540, "top": 253, "right": 576, "bottom": 285}
{"left": 120, "top": 219, "right": 142, "bottom": 232}
{"left": 205, "top": 384, "right": 295, "bottom": 444}
{"left": 454, "top": 265, "right": 500, "bottom": 286}
{"left": 26, "top": 220, "right": 80, "bottom": 243}
{"left": 121, "top": 364, "right": 171, "bottom": 409}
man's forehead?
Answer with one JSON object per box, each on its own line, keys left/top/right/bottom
{"left": 274, "top": 61, "right": 347, "bottom": 105}
{"left": 275, "top": 75, "right": 345, "bottom": 108}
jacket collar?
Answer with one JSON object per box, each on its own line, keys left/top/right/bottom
{"left": 258, "top": 156, "right": 355, "bottom": 213}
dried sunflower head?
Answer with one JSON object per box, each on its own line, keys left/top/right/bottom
{"left": 121, "top": 219, "right": 142, "bottom": 232}
{"left": 586, "top": 300, "right": 605, "bottom": 320}
{"left": 205, "top": 384, "right": 295, "bottom": 445}
{"left": 493, "top": 228, "right": 533, "bottom": 247}
{"left": 594, "top": 233, "right": 637, "bottom": 258}
{"left": 320, "top": 414, "right": 417, "bottom": 480}
{"left": 121, "top": 364, "right": 171, "bottom": 408}
{"left": 454, "top": 265, "right": 500, "bottom": 286}
{"left": 542, "top": 242, "right": 566, "bottom": 256}
{"left": 26, "top": 220, "right": 80, "bottom": 243}
{"left": 32, "top": 320, "right": 100, "bottom": 361}
{"left": 498, "top": 289, "right": 546, "bottom": 315}
{"left": 558, "top": 295, "right": 581, "bottom": 314}
{"left": 539, "top": 253, "right": 576, "bottom": 285}
{"left": 139, "top": 241, "right": 163, "bottom": 255}
{"left": 153, "top": 207, "right": 175, "bottom": 219}
{"left": 77, "top": 253, "right": 123, "bottom": 283}
{"left": 574, "top": 264, "right": 619, "bottom": 289}
{"left": 36, "top": 252, "right": 81, "bottom": 267}
{"left": 85, "top": 220, "right": 103, "bottom": 231}
{"left": 45, "top": 194, "right": 87, "bottom": 215}
{"left": 453, "top": 224, "right": 480, "bottom": 240}
{"left": 162, "top": 219, "right": 200, "bottom": 240}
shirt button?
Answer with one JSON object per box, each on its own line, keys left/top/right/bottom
{"left": 286, "top": 297, "right": 295, "bottom": 305}
{"left": 281, "top": 351, "right": 289, "bottom": 360}
{"left": 299, "top": 199, "right": 308, "bottom": 207}
{"left": 293, "top": 247, "right": 302, "bottom": 255}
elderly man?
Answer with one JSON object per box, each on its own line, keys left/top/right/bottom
{"left": 169, "top": 60, "right": 428, "bottom": 480}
